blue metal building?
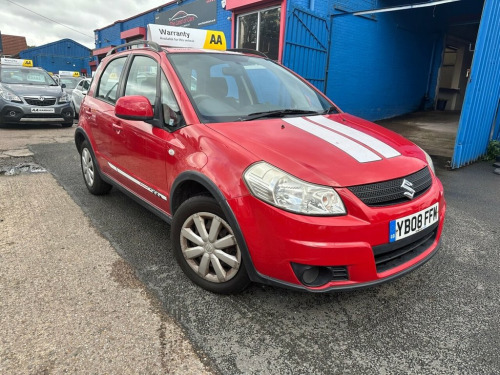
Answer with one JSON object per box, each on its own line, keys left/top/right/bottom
{"left": 92, "top": 0, "right": 500, "bottom": 168}
{"left": 20, "top": 39, "right": 92, "bottom": 76}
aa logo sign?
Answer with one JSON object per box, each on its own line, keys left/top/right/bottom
{"left": 203, "top": 31, "right": 226, "bottom": 50}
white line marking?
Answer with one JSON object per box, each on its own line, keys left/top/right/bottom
{"left": 108, "top": 162, "right": 167, "bottom": 201}
{"left": 283, "top": 117, "right": 382, "bottom": 163}
{"left": 307, "top": 116, "right": 401, "bottom": 158}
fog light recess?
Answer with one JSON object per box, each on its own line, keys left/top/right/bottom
{"left": 291, "top": 263, "right": 349, "bottom": 287}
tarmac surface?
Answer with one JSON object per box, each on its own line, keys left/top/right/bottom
{"left": 376, "top": 111, "right": 460, "bottom": 159}
{"left": 1, "top": 121, "right": 499, "bottom": 374}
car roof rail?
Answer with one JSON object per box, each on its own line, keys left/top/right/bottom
{"left": 106, "top": 40, "right": 163, "bottom": 56}
{"left": 227, "top": 48, "right": 268, "bottom": 58}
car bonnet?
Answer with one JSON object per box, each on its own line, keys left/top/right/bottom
{"left": 1, "top": 83, "right": 63, "bottom": 98}
{"left": 207, "top": 113, "right": 428, "bottom": 187}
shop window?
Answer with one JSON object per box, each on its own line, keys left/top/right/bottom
{"left": 237, "top": 6, "right": 281, "bottom": 60}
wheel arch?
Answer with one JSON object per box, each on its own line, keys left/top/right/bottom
{"left": 74, "top": 127, "right": 89, "bottom": 153}
{"left": 74, "top": 127, "right": 108, "bottom": 185}
{"left": 170, "top": 171, "right": 260, "bottom": 282}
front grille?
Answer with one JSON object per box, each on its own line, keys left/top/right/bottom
{"left": 372, "top": 223, "right": 438, "bottom": 273}
{"left": 348, "top": 167, "right": 432, "bottom": 207}
{"left": 24, "top": 96, "right": 57, "bottom": 106}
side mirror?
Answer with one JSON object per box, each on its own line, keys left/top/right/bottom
{"left": 61, "top": 83, "right": 67, "bottom": 89}
{"left": 115, "top": 95, "right": 154, "bottom": 121}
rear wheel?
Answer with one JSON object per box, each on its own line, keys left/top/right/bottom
{"left": 79, "top": 140, "right": 112, "bottom": 195}
{"left": 172, "top": 195, "right": 250, "bottom": 294}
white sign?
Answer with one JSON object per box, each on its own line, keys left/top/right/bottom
{"left": 31, "top": 108, "right": 55, "bottom": 113}
{"left": 59, "top": 70, "right": 80, "bottom": 77}
{"left": 1, "top": 57, "right": 33, "bottom": 67}
{"left": 26, "top": 73, "right": 45, "bottom": 83}
{"left": 147, "top": 24, "right": 226, "bottom": 50}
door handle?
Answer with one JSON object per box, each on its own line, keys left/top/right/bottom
{"left": 112, "top": 123, "right": 123, "bottom": 134}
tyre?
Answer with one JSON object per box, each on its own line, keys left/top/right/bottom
{"left": 79, "top": 140, "right": 112, "bottom": 195}
{"left": 172, "top": 195, "right": 250, "bottom": 294}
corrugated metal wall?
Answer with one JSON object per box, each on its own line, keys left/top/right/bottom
{"left": 327, "top": 1, "right": 447, "bottom": 122}
{"left": 452, "top": 0, "right": 500, "bottom": 168}
{"left": 20, "top": 39, "right": 91, "bottom": 75}
{"left": 282, "top": 7, "right": 329, "bottom": 92}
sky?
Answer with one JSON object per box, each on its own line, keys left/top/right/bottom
{"left": 0, "top": 0, "right": 168, "bottom": 49}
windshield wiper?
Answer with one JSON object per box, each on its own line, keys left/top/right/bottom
{"left": 322, "top": 106, "right": 339, "bottom": 114}
{"left": 241, "top": 109, "right": 321, "bottom": 121}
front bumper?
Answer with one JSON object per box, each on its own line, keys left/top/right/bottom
{"left": 229, "top": 176, "right": 446, "bottom": 291}
{"left": 0, "top": 101, "right": 74, "bottom": 125}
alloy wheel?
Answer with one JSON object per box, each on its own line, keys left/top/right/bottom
{"left": 81, "top": 148, "right": 95, "bottom": 187}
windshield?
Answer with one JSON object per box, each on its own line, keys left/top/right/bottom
{"left": 0, "top": 67, "right": 57, "bottom": 86}
{"left": 168, "top": 53, "right": 337, "bottom": 123}
{"left": 59, "top": 77, "right": 81, "bottom": 89}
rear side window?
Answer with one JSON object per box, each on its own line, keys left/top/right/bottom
{"left": 96, "top": 57, "right": 127, "bottom": 104}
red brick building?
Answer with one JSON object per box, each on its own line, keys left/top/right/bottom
{"left": 0, "top": 33, "right": 28, "bottom": 57}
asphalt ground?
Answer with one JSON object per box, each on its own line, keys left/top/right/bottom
{"left": 4, "top": 140, "right": 494, "bottom": 374}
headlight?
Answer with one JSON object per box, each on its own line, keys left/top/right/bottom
{"left": 0, "top": 87, "right": 22, "bottom": 102}
{"left": 59, "top": 92, "right": 70, "bottom": 103}
{"left": 419, "top": 147, "right": 435, "bottom": 174}
{"left": 243, "top": 161, "right": 346, "bottom": 216}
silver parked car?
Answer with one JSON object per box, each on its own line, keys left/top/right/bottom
{"left": 59, "top": 76, "right": 82, "bottom": 97}
{"left": 0, "top": 64, "right": 74, "bottom": 127}
{"left": 71, "top": 78, "right": 91, "bottom": 118}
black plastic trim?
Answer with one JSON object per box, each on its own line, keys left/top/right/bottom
{"left": 372, "top": 222, "right": 439, "bottom": 256}
{"left": 227, "top": 48, "right": 268, "bottom": 58}
{"left": 102, "top": 173, "right": 173, "bottom": 224}
{"left": 106, "top": 40, "right": 162, "bottom": 56}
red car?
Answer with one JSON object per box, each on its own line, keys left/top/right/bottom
{"left": 75, "top": 36, "right": 445, "bottom": 294}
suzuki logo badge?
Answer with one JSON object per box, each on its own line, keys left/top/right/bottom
{"left": 401, "top": 179, "right": 415, "bottom": 199}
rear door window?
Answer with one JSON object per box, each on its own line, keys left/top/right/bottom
{"left": 96, "top": 57, "right": 127, "bottom": 104}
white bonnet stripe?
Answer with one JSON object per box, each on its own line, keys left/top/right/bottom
{"left": 307, "top": 115, "right": 401, "bottom": 158}
{"left": 283, "top": 117, "right": 381, "bottom": 163}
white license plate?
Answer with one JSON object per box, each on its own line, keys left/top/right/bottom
{"left": 389, "top": 203, "right": 439, "bottom": 243}
{"left": 31, "top": 108, "right": 55, "bottom": 113}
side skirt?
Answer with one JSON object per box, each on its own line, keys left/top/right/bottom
{"left": 101, "top": 172, "right": 172, "bottom": 225}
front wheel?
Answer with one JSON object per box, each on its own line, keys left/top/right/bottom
{"left": 172, "top": 196, "right": 250, "bottom": 294}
